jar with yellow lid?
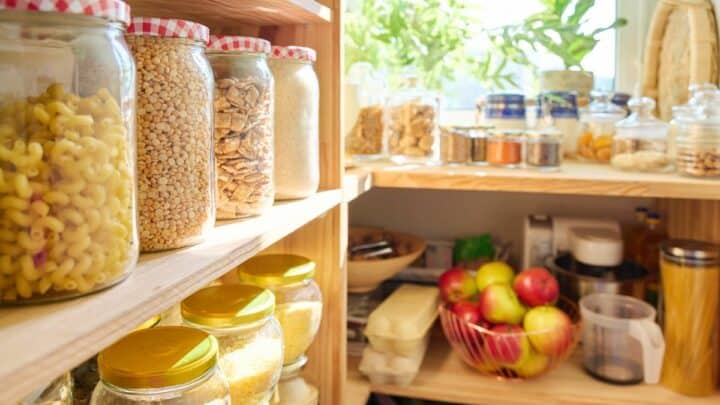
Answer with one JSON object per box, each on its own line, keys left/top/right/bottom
{"left": 271, "top": 358, "right": 318, "bottom": 405}
{"left": 18, "top": 372, "right": 72, "bottom": 405}
{"left": 182, "top": 285, "right": 283, "bottom": 405}
{"left": 236, "top": 254, "right": 322, "bottom": 367}
{"left": 90, "top": 326, "right": 230, "bottom": 404}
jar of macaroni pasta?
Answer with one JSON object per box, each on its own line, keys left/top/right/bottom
{"left": 91, "top": 326, "right": 230, "bottom": 404}
{"left": 182, "top": 284, "right": 283, "bottom": 405}
{"left": 0, "top": 0, "right": 138, "bottom": 303}
{"left": 19, "top": 373, "right": 73, "bottom": 405}
{"left": 207, "top": 36, "right": 274, "bottom": 219}
{"left": 236, "top": 254, "right": 323, "bottom": 368}
{"left": 126, "top": 18, "right": 215, "bottom": 252}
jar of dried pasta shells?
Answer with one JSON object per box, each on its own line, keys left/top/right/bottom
{"left": 126, "top": 18, "right": 215, "bottom": 251}
{"left": 386, "top": 76, "right": 439, "bottom": 164}
{"left": 207, "top": 36, "right": 274, "bottom": 219}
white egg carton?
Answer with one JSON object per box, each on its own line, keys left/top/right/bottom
{"left": 358, "top": 335, "right": 429, "bottom": 387}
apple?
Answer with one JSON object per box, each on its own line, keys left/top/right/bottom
{"left": 484, "top": 324, "right": 530, "bottom": 366}
{"left": 439, "top": 267, "right": 478, "bottom": 303}
{"left": 512, "top": 350, "right": 550, "bottom": 378}
{"left": 523, "top": 306, "right": 573, "bottom": 356}
{"left": 476, "top": 261, "right": 515, "bottom": 291}
{"left": 479, "top": 284, "right": 526, "bottom": 325}
{"left": 513, "top": 267, "right": 559, "bottom": 307}
{"left": 450, "top": 300, "right": 484, "bottom": 324}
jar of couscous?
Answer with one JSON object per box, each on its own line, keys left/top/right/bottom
{"left": 236, "top": 254, "right": 323, "bottom": 367}
{"left": 182, "top": 284, "right": 283, "bottom": 405}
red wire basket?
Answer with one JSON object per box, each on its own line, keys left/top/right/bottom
{"left": 439, "top": 297, "right": 583, "bottom": 380}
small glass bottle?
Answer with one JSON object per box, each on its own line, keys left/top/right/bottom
{"left": 486, "top": 130, "right": 525, "bottom": 168}
{"left": 469, "top": 126, "right": 491, "bottom": 165}
{"left": 577, "top": 90, "right": 626, "bottom": 163}
{"left": 386, "top": 76, "right": 439, "bottom": 164}
{"left": 640, "top": 213, "right": 666, "bottom": 307}
{"left": 611, "top": 97, "right": 672, "bottom": 172}
{"left": 624, "top": 206, "right": 649, "bottom": 264}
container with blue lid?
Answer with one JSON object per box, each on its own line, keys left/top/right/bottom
{"left": 481, "top": 93, "right": 527, "bottom": 129}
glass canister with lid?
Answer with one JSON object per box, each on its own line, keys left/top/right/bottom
{"left": 236, "top": 254, "right": 323, "bottom": 368}
{"left": 182, "top": 284, "right": 283, "bottom": 405}
{"left": 577, "top": 90, "right": 626, "bottom": 163}
{"left": 537, "top": 91, "right": 580, "bottom": 159}
{"left": 269, "top": 46, "right": 320, "bottom": 200}
{"left": 206, "top": 36, "right": 274, "bottom": 219}
{"left": 126, "top": 18, "right": 215, "bottom": 252}
{"left": 611, "top": 96, "right": 672, "bottom": 172}
{"left": 0, "top": 0, "right": 138, "bottom": 303}
{"left": 386, "top": 76, "right": 439, "bottom": 163}
{"left": 91, "top": 326, "right": 230, "bottom": 404}
{"left": 345, "top": 62, "right": 385, "bottom": 161}
{"left": 675, "top": 94, "right": 720, "bottom": 178}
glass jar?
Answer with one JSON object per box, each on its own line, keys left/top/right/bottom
{"left": 236, "top": 254, "right": 323, "bottom": 367}
{"left": 182, "top": 284, "right": 283, "bottom": 405}
{"left": 92, "top": 326, "right": 230, "bottom": 404}
{"left": 526, "top": 129, "right": 563, "bottom": 170}
{"left": 674, "top": 90, "right": 720, "bottom": 178}
{"left": 269, "top": 46, "right": 319, "bottom": 200}
{"left": 271, "top": 360, "right": 318, "bottom": 405}
{"left": 480, "top": 94, "right": 526, "bottom": 130}
{"left": 537, "top": 92, "right": 580, "bottom": 159}
{"left": 611, "top": 97, "right": 672, "bottom": 172}
{"left": 386, "top": 76, "right": 439, "bottom": 163}
{"left": 19, "top": 373, "right": 72, "bottom": 405}
{"left": 486, "top": 130, "right": 525, "bottom": 168}
{"left": 206, "top": 36, "right": 274, "bottom": 219}
{"left": 126, "top": 18, "right": 215, "bottom": 252}
{"left": 345, "top": 62, "right": 385, "bottom": 161}
{"left": 0, "top": 1, "right": 137, "bottom": 303}
{"left": 469, "top": 126, "right": 491, "bottom": 165}
{"left": 577, "top": 90, "right": 626, "bottom": 163}
{"left": 439, "top": 126, "right": 471, "bottom": 165}
{"left": 660, "top": 240, "right": 720, "bottom": 396}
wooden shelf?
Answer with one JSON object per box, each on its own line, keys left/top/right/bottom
{"left": 127, "top": 0, "right": 332, "bottom": 26}
{"left": 343, "top": 168, "right": 374, "bottom": 202}
{"left": 348, "top": 333, "right": 720, "bottom": 405}
{"left": 0, "top": 190, "right": 341, "bottom": 403}
{"left": 357, "top": 162, "right": 720, "bottom": 200}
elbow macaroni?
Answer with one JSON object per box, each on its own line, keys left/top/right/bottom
{"left": 0, "top": 83, "right": 136, "bottom": 302}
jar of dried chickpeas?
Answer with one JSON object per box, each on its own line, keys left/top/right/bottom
{"left": 126, "top": 18, "right": 216, "bottom": 252}
{"left": 0, "top": 0, "right": 138, "bottom": 303}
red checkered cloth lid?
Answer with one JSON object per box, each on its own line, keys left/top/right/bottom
{"left": 207, "top": 35, "right": 271, "bottom": 54}
{"left": 0, "top": 0, "right": 131, "bottom": 26}
{"left": 270, "top": 46, "right": 317, "bottom": 62}
{"left": 126, "top": 17, "right": 209, "bottom": 43}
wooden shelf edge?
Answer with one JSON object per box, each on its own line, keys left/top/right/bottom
{"left": 343, "top": 168, "right": 374, "bottom": 202}
{"left": 0, "top": 189, "right": 341, "bottom": 403}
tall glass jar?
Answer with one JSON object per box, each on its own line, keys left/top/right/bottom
{"left": 126, "top": 18, "right": 215, "bottom": 252}
{"left": 19, "top": 373, "right": 72, "bottom": 405}
{"left": 345, "top": 62, "right": 385, "bottom": 161}
{"left": 577, "top": 90, "right": 626, "bottom": 163}
{"left": 236, "top": 254, "right": 323, "bottom": 368}
{"left": 611, "top": 97, "right": 672, "bottom": 172}
{"left": 386, "top": 76, "right": 439, "bottom": 164}
{"left": 269, "top": 46, "right": 319, "bottom": 200}
{"left": 91, "top": 326, "right": 230, "bottom": 404}
{"left": 0, "top": 0, "right": 138, "bottom": 303}
{"left": 207, "top": 36, "right": 274, "bottom": 219}
{"left": 182, "top": 284, "right": 283, "bottom": 405}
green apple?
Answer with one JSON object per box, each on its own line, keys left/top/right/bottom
{"left": 476, "top": 261, "right": 515, "bottom": 291}
{"left": 512, "top": 349, "right": 550, "bottom": 378}
{"left": 523, "top": 306, "right": 573, "bottom": 356}
{"left": 479, "top": 284, "right": 527, "bottom": 325}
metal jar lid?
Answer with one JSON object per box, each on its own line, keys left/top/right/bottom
{"left": 661, "top": 239, "right": 720, "bottom": 264}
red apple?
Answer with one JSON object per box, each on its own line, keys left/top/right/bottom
{"left": 513, "top": 267, "right": 559, "bottom": 307}
{"left": 484, "top": 324, "right": 530, "bottom": 366}
{"left": 439, "top": 267, "right": 478, "bottom": 303}
{"left": 479, "top": 284, "right": 526, "bottom": 325}
{"left": 523, "top": 306, "right": 573, "bottom": 356}
{"left": 450, "top": 300, "right": 484, "bottom": 324}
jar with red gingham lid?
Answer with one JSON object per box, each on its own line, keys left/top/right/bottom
{"left": 206, "top": 35, "right": 275, "bottom": 219}
{"left": 0, "top": 0, "right": 139, "bottom": 303}
{"left": 126, "top": 17, "right": 216, "bottom": 252}
{"left": 269, "top": 46, "right": 319, "bottom": 200}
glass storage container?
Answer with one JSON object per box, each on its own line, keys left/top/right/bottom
{"left": 91, "top": 326, "right": 230, "bottom": 404}
{"left": 611, "top": 97, "right": 672, "bottom": 172}
{"left": 537, "top": 92, "right": 580, "bottom": 159}
{"left": 386, "top": 76, "right": 439, "bottom": 163}
{"left": 271, "top": 360, "right": 318, "bottom": 405}
{"left": 0, "top": 0, "right": 137, "bottom": 303}
{"left": 345, "top": 62, "right": 385, "bottom": 161}
{"left": 439, "top": 126, "right": 471, "bottom": 165}
{"left": 577, "top": 90, "right": 626, "bottom": 163}
{"left": 480, "top": 94, "right": 526, "bottom": 130}
{"left": 19, "top": 373, "right": 72, "bottom": 405}
{"left": 526, "top": 129, "right": 563, "bottom": 170}
{"left": 236, "top": 254, "right": 323, "bottom": 367}
{"left": 486, "top": 130, "right": 525, "bottom": 168}
{"left": 126, "top": 18, "right": 215, "bottom": 252}
{"left": 675, "top": 104, "right": 720, "bottom": 178}
{"left": 182, "top": 284, "right": 283, "bottom": 405}
{"left": 660, "top": 240, "right": 720, "bottom": 396}
{"left": 206, "top": 36, "right": 274, "bottom": 219}
{"left": 269, "top": 46, "right": 319, "bottom": 200}
{"left": 469, "top": 126, "right": 491, "bottom": 165}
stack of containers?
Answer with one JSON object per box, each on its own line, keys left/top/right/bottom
{"left": 359, "top": 284, "right": 439, "bottom": 386}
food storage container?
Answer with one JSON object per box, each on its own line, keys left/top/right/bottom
{"left": 675, "top": 116, "right": 720, "bottom": 178}
{"left": 386, "top": 76, "right": 439, "bottom": 163}
{"left": 526, "top": 129, "right": 563, "bottom": 170}
{"left": 182, "top": 284, "right": 283, "bottom": 405}
{"left": 358, "top": 335, "right": 429, "bottom": 386}
{"left": 469, "top": 126, "right": 491, "bottom": 165}
{"left": 269, "top": 46, "right": 320, "bottom": 200}
{"left": 271, "top": 358, "right": 318, "bottom": 405}
{"left": 577, "top": 90, "right": 626, "bottom": 163}
{"left": 365, "top": 284, "right": 439, "bottom": 356}
{"left": 660, "top": 240, "right": 720, "bottom": 396}
{"left": 91, "top": 326, "right": 230, "bottom": 404}
{"left": 126, "top": 18, "right": 215, "bottom": 252}
{"left": 537, "top": 92, "right": 580, "bottom": 159}
{"left": 480, "top": 94, "right": 526, "bottom": 130}
{"left": 486, "top": 130, "right": 525, "bottom": 168}
{"left": 345, "top": 62, "right": 385, "bottom": 161}
{"left": 611, "top": 92, "right": 631, "bottom": 116}
{"left": 19, "top": 373, "right": 72, "bottom": 405}
{"left": 236, "top": 254, "right": 323, "bottom": 367}
{"left": 207, "top": 36, "right": 274, "bottom": 219}
{"left": 0, "top": 0, "right": 138, "bottom": 303}
{"left": 611, "top": 97, "right": 671, "bottom": 172}
{"left": 439, "top": 125, "right": 471, "bottom": 164}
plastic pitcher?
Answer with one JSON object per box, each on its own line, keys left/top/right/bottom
{"left": 579, "top": 293, "right": 665, "bottom": 384}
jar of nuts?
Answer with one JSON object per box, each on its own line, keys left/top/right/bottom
{"left": 611, "top": 97, "right": 672, "bottom": 173}
{"left": 127, "top": 18, "right": 216, "bottom": 252}
{"left": 577, "top": 90, "right": 626, "bottom": 163}
{"left": 676, "top": 117, "right": 720, "bottom": 178}
{"left": 386, "top": 76, "right": 439, "bottom": 164}
{"left": 207, "top": 36, "right": 274, "bottom": 219}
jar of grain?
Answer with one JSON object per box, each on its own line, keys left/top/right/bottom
{"left": 271, "top": 360, "right": 318, "bottom": 405}
{"left": 611, "top": 97, "right": 672, "bottom": 173}
{"left": 127, "top": 18, "right": 215, "bottom": 251}
{"left": 182, "top": 284, "right": 283, "bottom": 405}
{"left": 236, "top": 254, "right": 323, "bottom": 368}
{"left": 386, "top": 76, "right": 440, "bottom": 164}
{"left": 269, "top": 46, "right": 319, "bottom": 200}
{"left": 0, "top": 0, "right": 137, "bottom": 303}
